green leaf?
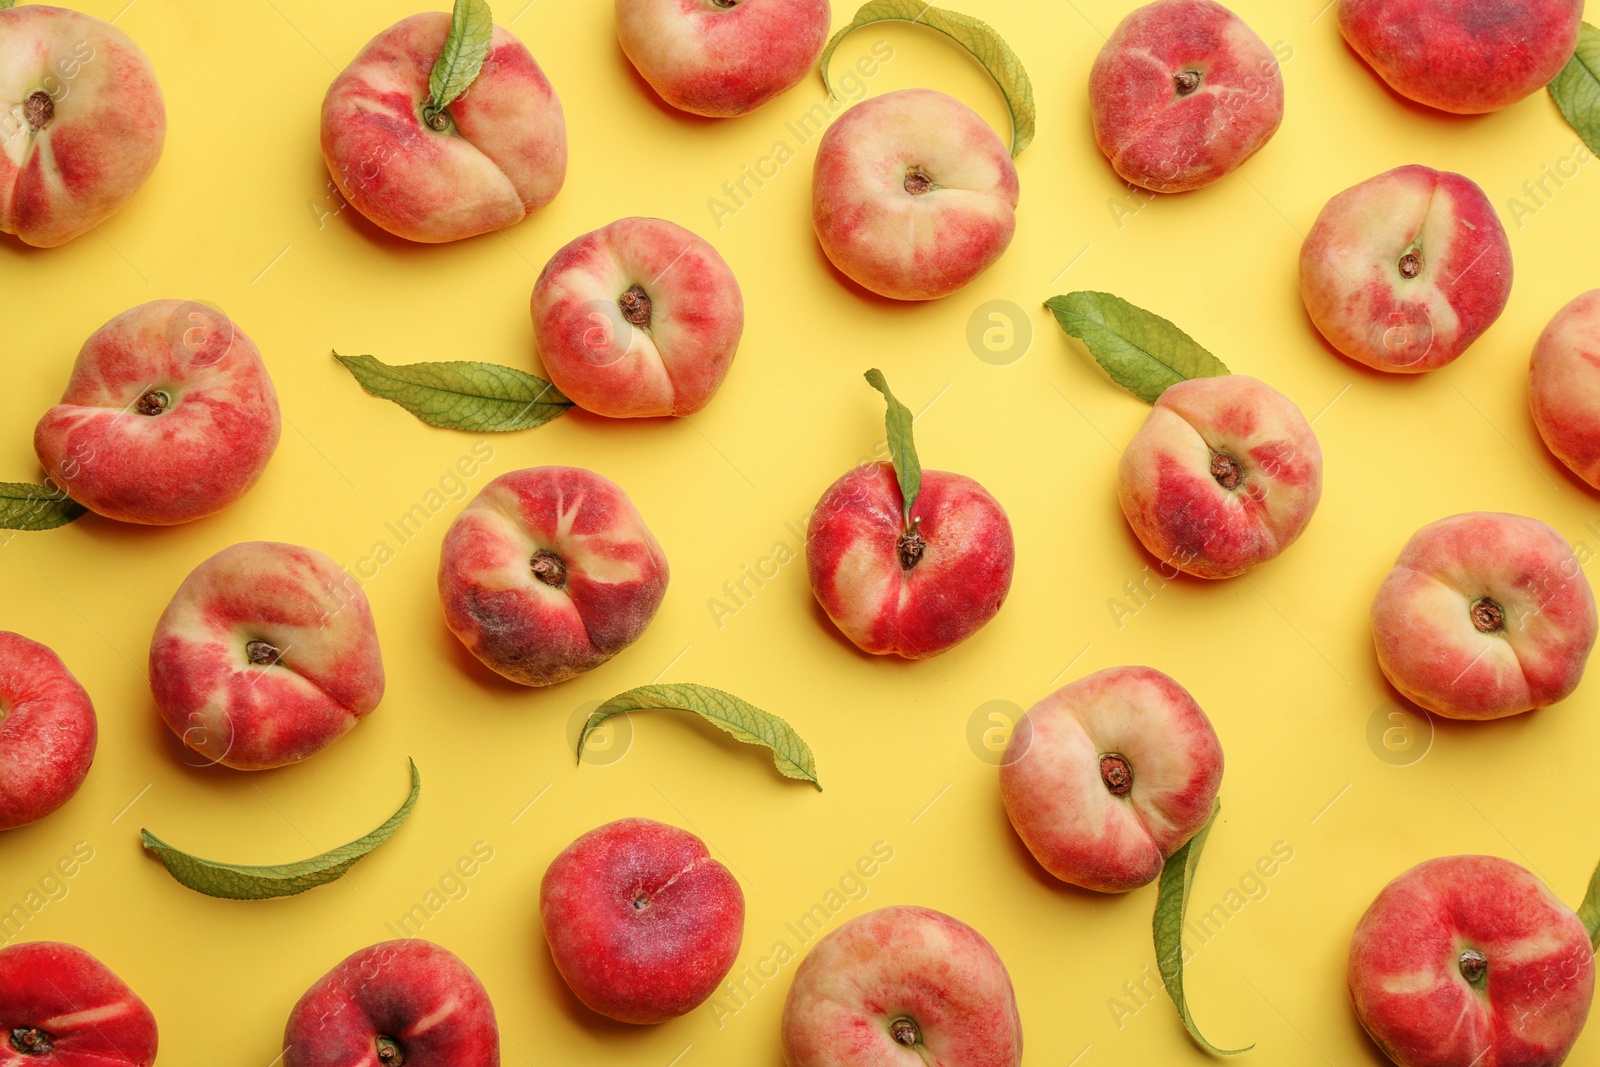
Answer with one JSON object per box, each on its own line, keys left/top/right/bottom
{"left": 0, "top": 482, "right": 87, "bottom": 531}
{"left": 335, "top": 352, "right": 572, "bottom": 432}
{"left": 579, "top": 684, "right": 821, "bottom": 790}
{"left": 864, "top": 369, "right": 921, "bottom": 524}
{"left": 1154, "top": 800, "right": 1253, "bottom": 1056}
{"left": 1578, "top": 851, "right": 1600, "bottom": 949}
{"left": 425, "top": 0, "right": 494, "bottom": 129}
{"left": 821, "top": 0, "right": 1035, "bottom": 156}
{"left": 0, "top": 2, "right": 16, "bottom": 11}
{"left": 1551, "top": 24, "right": 1600, "bottom": 157}
{"left": 1045, "top": 292, "right": 1230, "bottom": 404}
{"left": 141, "top": 760, "right": 420, "bottom": 900}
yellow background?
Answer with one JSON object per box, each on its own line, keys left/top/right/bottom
{"left": 4, "top": 0, "right": 1600, "bottom": 1063}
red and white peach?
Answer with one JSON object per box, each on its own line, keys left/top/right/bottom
{"left": 150, "top": 541, "right": 386, "bottom": 771}
{"left": 540, "top": 817, "right": 743, "bottom": 1025}
{"left": 1117, "top": 375, "right": 1322, "bottom": 579}
{"left": 1530, "top": 289, "right": 1600, "bottom": 490}
{"left": 34, "top": 300, "right": 281, "bottom": 526}
{"left": 1089, "top": 0, "right": 1284, "bottom": 193}
{"left": 322, "top": 12, "right": 566, "bottom": 243}
{"left": 439, "top": 466, "right": 669, "bottom": 686}
{"left": 1000, "top": 666, "right": 1224, "bottom": 893}
{"left": 0, "top": 941, "right": 158, "bottom": 1066}
{"left": 0, "top": 632, "right": 96, "bottom": 832}
{"left": 1371, "top": 512, "right": 1597, "bottom": 720}
{"left": 1349, "top": 855, "right": 1594, "bottom": 1067}
{"left": 0, "top": 4, "right": 165, "bottom": 247}
{"left": 532, "top": 217, "right": 743, "bottom": 417}
{"left": 807, "top": 462, "right": 1014, "bottom": 658}
{"left": 1300, "top": 165, "right": 1513, "bottom": 373}
{"left": 781, "top": 905, "right": 1024, "bottom": 1067}
{"left": 615, "top": 0, "right": 831, "bottom": 118}
{"left": 812, "top": 88, "right": 1019, "bottom": 301}
{"left": 283, "top": 940, "right": 499, "bottom": 1067}
{"left": 1338, "top": 0, "right": 1584, "bottom": 114}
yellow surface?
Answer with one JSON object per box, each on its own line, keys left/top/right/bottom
{"left": 4, "top": 0, "right": 1600, "bottom": 1063}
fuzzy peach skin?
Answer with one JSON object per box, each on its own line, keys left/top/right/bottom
{"left": 1117, "top": 375, "right": 1322, "bottom": 580}
{"left": 283, "top": 940, "right": 499, "bottom": 1067}
{"left": 999, "top": 666, "right": 1223, "bottom": 893}
{"left": 806, "top": 462, "right": 1014, "bottom": 658}
{"left": 1372, "top": 513, "right": 1597, "bottom": 720}
{"left": 1530, "top": 290, "right": 1600, "bottom": 490}
{"left": 0, "top": 632, "right": 95, "bottom": 832}
{"left": 1349, "top": 856, "right": 1594, "bottom": 1067}
{"left": 541, "top": 817, "right": 743, "bottom": 1025}
{"left": 439, "top": 467, "right": 669, "bottom": 686}
{"left": 34, "top": 300, "right": 281, "bottom": 525}
{"left": 1339, "top": 0, "right": 1583, "bottom": 115}
{"left": 1301, "top": 165, "right": 1512, "bottom": 373}
{"left": 616, "top": 0, "right": 831, "bottom": 117}
{"left": 0, "top": 941, "right": 158, "bottom": 1066}
{"left": 0, "top": 5, "right": 165, "bottom": 248}
{"left": 812, "top": 88, "right": 1019, "bottom": 301}
{"left": 150, "top": 542, "right": 386, "bottom": 771}
{"left": 321, "top": 12, "right": 566, "bottom": 243}
{"left": 1089, "top": 0, "right": 1283, "bottom": 193}
{"left": 532, "top": 217, "right": 744, "bottom": 417}
{"left": 782, "top": 905, "right": 1023, "bottom": 1067}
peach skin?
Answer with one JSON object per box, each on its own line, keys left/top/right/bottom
{"left": 1530, "top": 289, "right": 1600, "bottom": 490}
{"left": 0, "top": 632, "right": 97, "bottom": 832}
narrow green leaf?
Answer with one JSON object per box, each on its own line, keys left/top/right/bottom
{"left": 0, "top": 482, "right": 87, "bottom": 531}
{"left": 1551, "top": 23, "right": 1600, "bottom": 157}
{"left": 821, "top": 0, "right": 1035, "bottom": 156}
{"left": 1578, "top": 851, "right": 1600, "bottom": 949}
{"left": 335, "top": 352, "right": 572, "bottom": 432}
{"left": 1154, "top": 800, "right": 1253, "bottom": 1056}
{"left": 425, "top": 0, "right": 494, "bottom": 128}
{"left": 863, "top": 369, "right": 921, "bottom": 523}
{"left": 1045, "top": 292, "right": 1230, "bottom": 404}
{"left": 0, "top": 2, "right": 16, "bottom": 11}
{"left": 141, "top": 760, "right": 420, "bottom": 900}
{"left": 579, "top": 684, "right": 821, "bottom": 790}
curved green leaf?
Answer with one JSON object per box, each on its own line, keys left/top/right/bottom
{"left": 426, "top": 0, "right": 494, "bottom": 128}
{"left": 1045, "top": 292, "right": 1230, "bottom": 404}
{"left": 1551, "top": 23, "right": 1600, "bottom": 156}
{"left": 1154, "top": 800, "right": 1253, "bottom": 1056}
{"left": 1578, "top": 849, "right": 1600, "bottom": 949}
{"left": 335, "top": 352, "right": 572, "bottom": 432}
{"left": 579, "top": 684, "right": 821, "bottom": 790}
{"left": 141, "top": 760, "right": 420, "bottom": 900}
{"left": 0, "top": 481, "right": 87, "bottom": 531}
{"left": 864, "top": 369, "right": 921, "bottom": 523}
{"left": 821, "top": 0, "right": 1035, "bottom": 156}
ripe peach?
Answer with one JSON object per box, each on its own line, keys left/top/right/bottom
{"left": 1372, "top": 513, "right": 1597, "bottom": 720}
{"left": 806, "top": 463, "right": 1014, "bottom": 658}
{"left": 615, "top": 0, "right": 830, "bottom": 117}
{"left": 812, "top": 88, "right": 1019, "bottom": 301}
{"left": 0, "top": 5, "right": 165, "bottom": 247}
{"left": 150, "top": 542, "right": 386, "bottom": 771}
{"left": 1349, "top": 855, "right": 1594, "bottom": 1067}
{"left": 541, "top": 817, "right": 743, "bottom": 1025}
{"left": 0, "top": 632, "right": 96, "bottom": 832}
{"left": 1089, "top": 0, "right": 1284, "bottom": 193}
{"left": 1000, "top": 666, "right": 1223, "bottom": 893}
{"left": 1117, "top": 375, "right": 1322, "bottom": 579}
{"left": 1339, "top": 0, "right": 1584, "bottom": 114}
{"left": 283, "top": 940, "right": 499, "bottom": 1067}
{"left": 1300, "top": 165, "right": 1512, "bottom": 373}
{"left": 0, "top": 941, "right": 158, "bottom": 1065}
{"left": 322, "top": 12, "right": 566, "bottom": 243}
{"left": 33, "top": 300, "right": 281, "bottom": 526}
{"left": 782, "top": 905, "right": 1023, "bottom": 1067}
{"left": 532, "top": 217, "right": 743, "bottom": 417}
{"left": 1530, "top": 289, "right": 1600, "bottom": 490}
{"left": 439, "top": 467, "right": 669, "bottom": 686}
